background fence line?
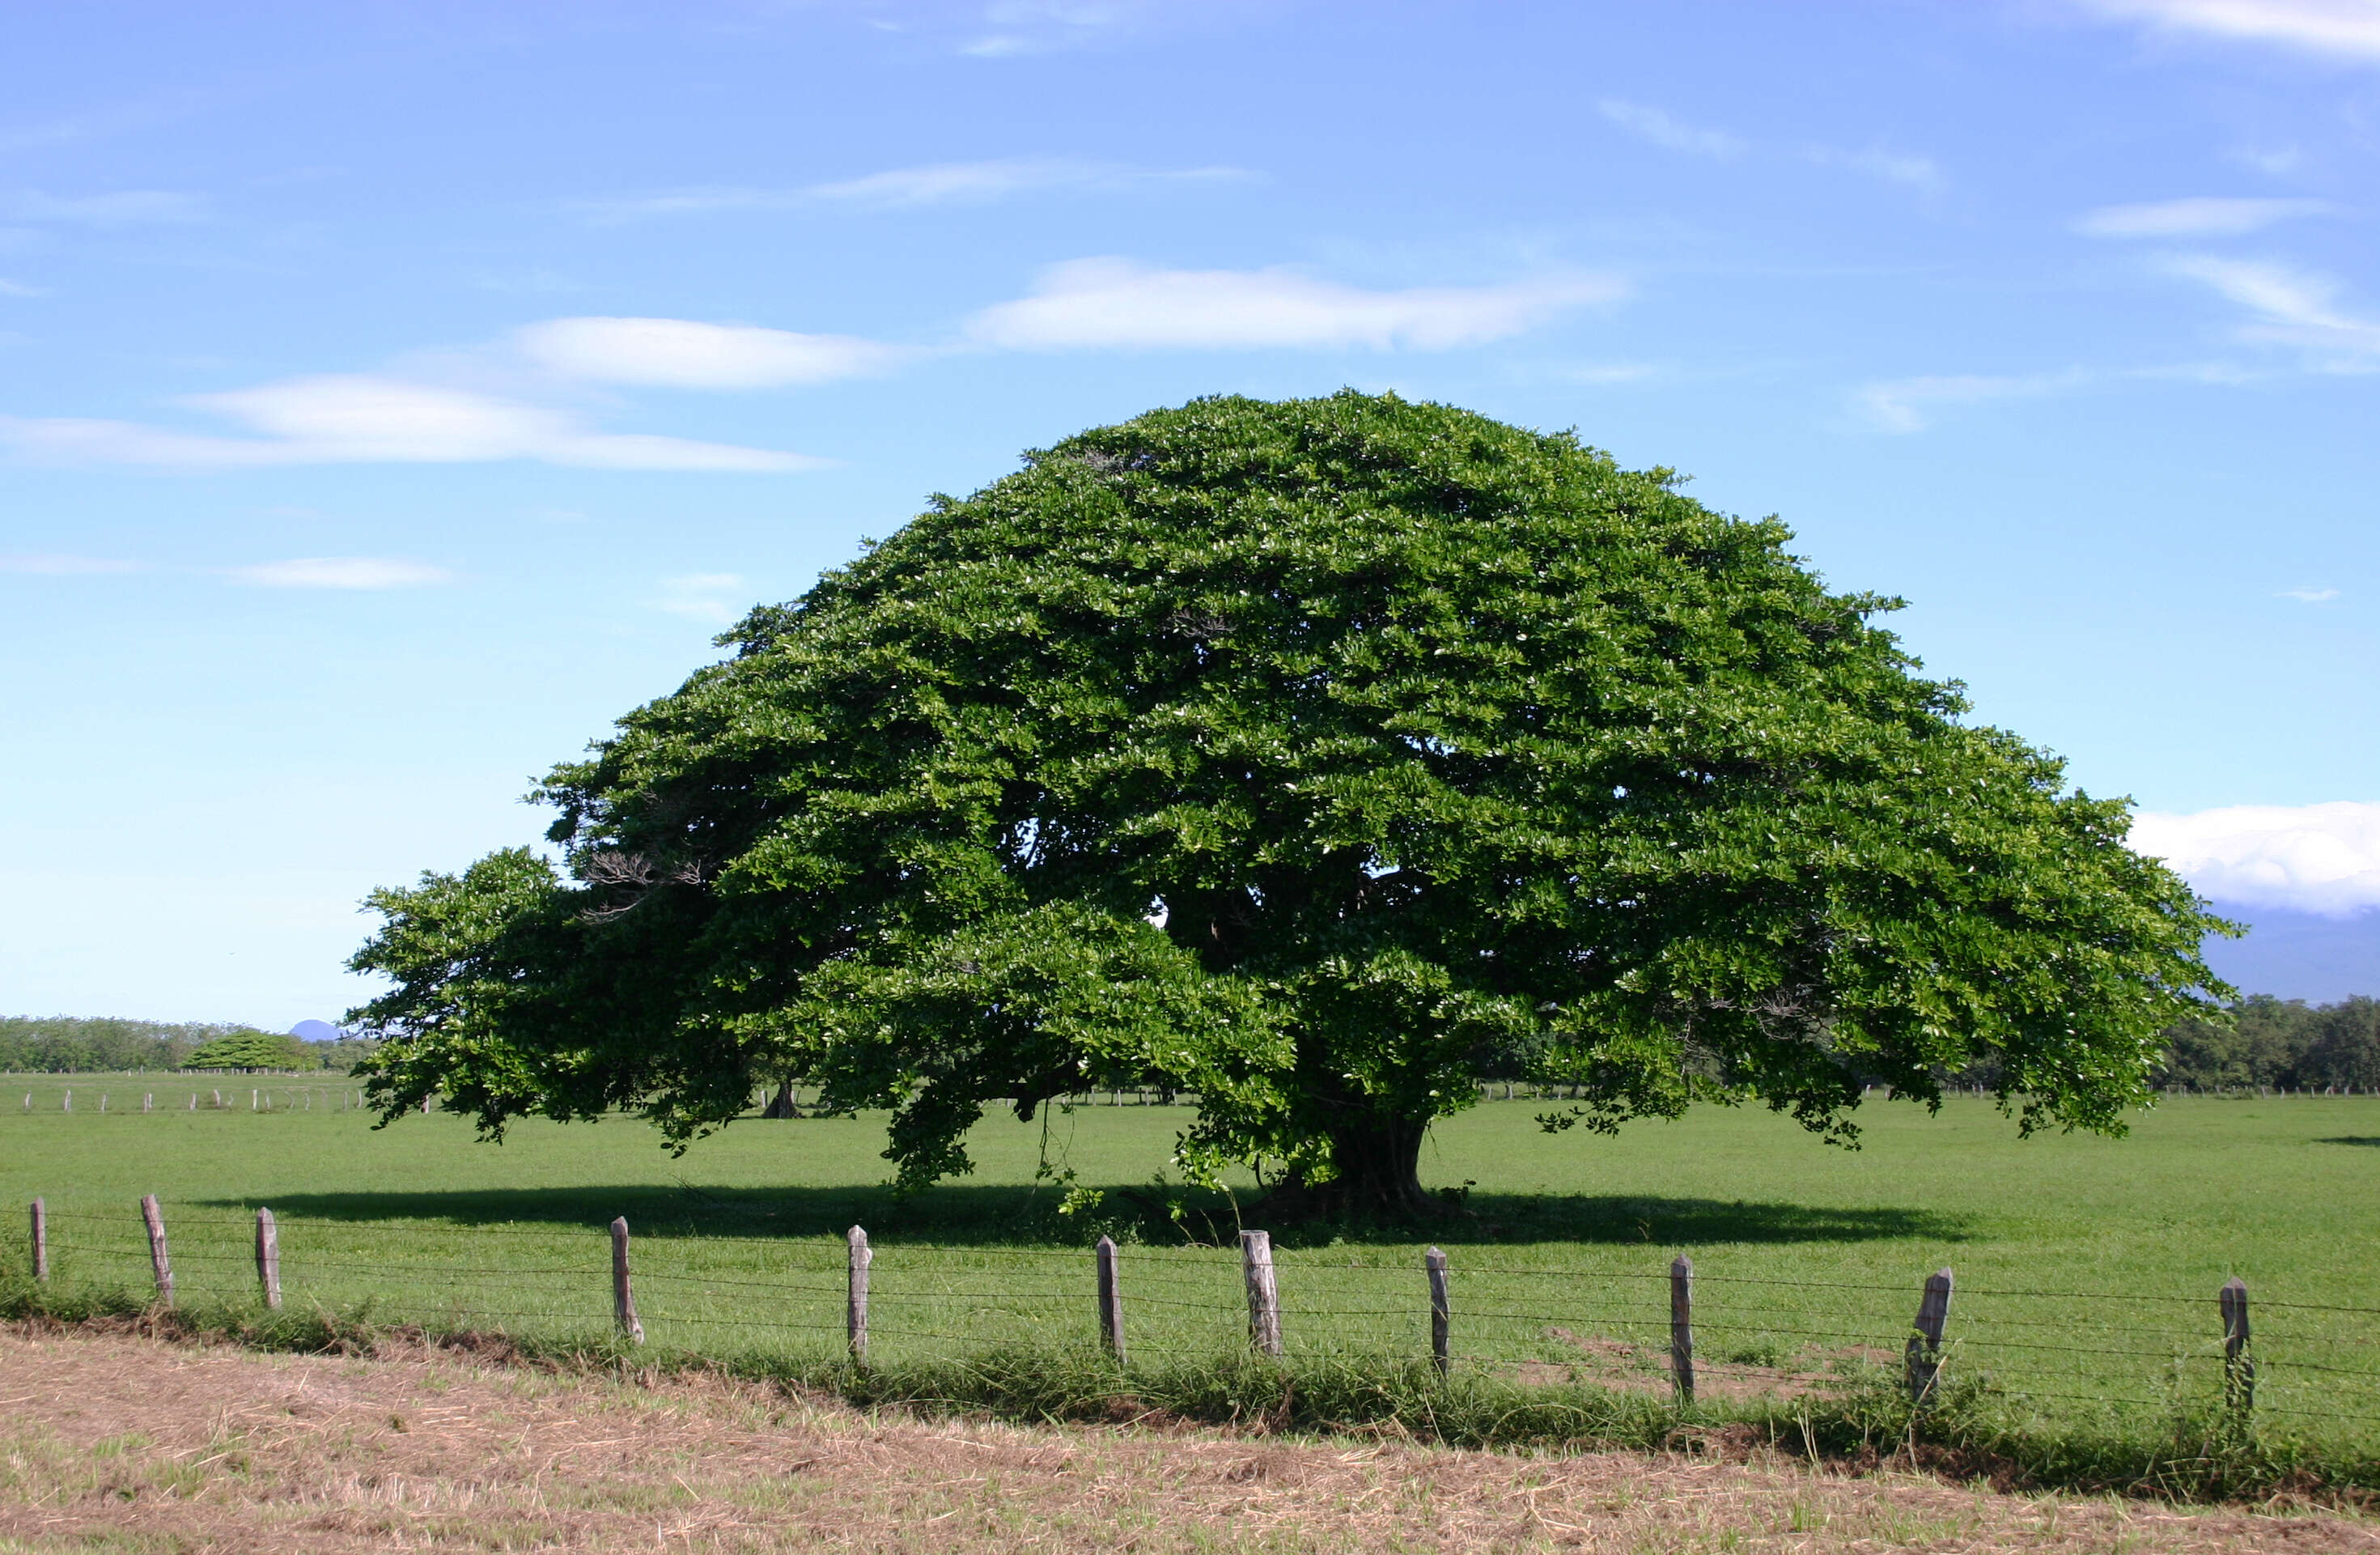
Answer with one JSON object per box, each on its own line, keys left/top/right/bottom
{"left": 17, "top": 1192, "right": 2375, "bottom": 1439}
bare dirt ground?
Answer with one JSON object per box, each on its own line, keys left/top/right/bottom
{"left": 2, "top": 1327, "right": 2375, "bottom": 1553}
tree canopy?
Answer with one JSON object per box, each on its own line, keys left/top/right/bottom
{"left": 183, "top": 1030, "right": 312, "bottom": 1072}
{"left": 350, "top": 391, "right": 2230, "bottom": 1213}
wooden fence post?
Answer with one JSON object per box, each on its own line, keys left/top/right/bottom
{"left": 1670, "top": 1255, "right": 1695, "bottom": 1404}
{"left": 255, "top": 1208, "right": 281, "bottom": 1309}
{"left": 2221, "top": 1277, "right": 2254, "bottom": 1417}
{"left": 140, "top": 1194, "right": 172, "bottom": 1306}
{"left": 1240, "top": 1230, "right": 1282, "bottom": 1357}
{"left": 1425, "top": 1246, "right": 1450, "bottom": 1378}
{"left": 611, "top": 1217, "right": 643, "bottom": 1345}
{"left": 846, "top": 1226, "right": 871, "bottom": 1362}
{"left": 29, "top": 1198, "right": 45, "bottom": 1282}
{"left": 1905, "top": 1267, "right": 1953, "bottom": 1405}
{"left": 1097, "top": 1235, "right": 1126, "bottom": 1364}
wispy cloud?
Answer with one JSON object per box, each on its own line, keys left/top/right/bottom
{"left": 961, "top": 0, "right": 1150, "bottom": 57}
{"left": 0, "top": 189, "right": 205, "bottom": 225}
{"left": 2, "top": 376, "right": 821, "bottom": 471}
{"left": 2077, "top": 0, "right": 2380, "bottom": 62}
{"left": 2077, "top": 197, "right": 2333, "bottom": 237}
{"left": 0, "top": 277, "right": 45, "bottom": 298}
{"left": 1801, "top": 146, "right": 1946, "bottom": 197}
{"left": 2163, "top": 254, "right": 2380, "bottom": 369}
{"left": 1597, "top": 100, "right": 1746, "bottom": 159}
{"left": 1597, "top": 101, "right": 1942, "bottom": 195}
{"left": 965, "top": 258, "right": 1625, "bottom": 351}
{"left": 656, "top": 572, "right": 749, "bottom": 624}
{"left": 2132, "top": 800, "right": 2380, "bottom": 916}
{"left": 1854, "top": 369, "right": 2085, "bottom": 432}
{"left": 579, "top": 157, "right": 1248, "bottom": 221}
{"left": 515, "top": 317, "right": 910, "bottom": 388}
{"left": 2279, "top": 585, "right": 2341, "bottom": 600}
{"left": 227, "top": 557, "right": 452, "bottom": 589}
{"left": 0, "top": 554, "right": 144, "bottom": 576}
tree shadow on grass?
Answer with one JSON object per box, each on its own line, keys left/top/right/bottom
{"left": 2315, "top": 1137, "right": 2380, "bottom": 1148}
{"left": 210, "top": 1182, "right": 1971, "bottom": 1250}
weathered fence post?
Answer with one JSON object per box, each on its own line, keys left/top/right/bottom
{"left": 29, "top": 1198, "right": 46, "bottom": 1282}
{"left": 1240, "top": 1230, "right": 1282, "bottom": 1357}
{"left": 846, "top": 1226, "right": 871, "bottom": 1362}
{"left": 1670, "top": 1255, "right": 1695, "bottom": 1404}
{"left": 143, "top": 1094, "right": 151, "bottom": 1113}
{"left": 255, "top": 1207, "right": 281, "bottom": 1309}
{"left": 2221, "top": 1277, "right": 2254, "bottom": 1417}
{"left": 610, "top": 1217, "right": 643, "bottom": 1344}
{"left": 140, "top": 1194, "right": 173, "bottom": 1306}
{"left": 1905, "top": 1267, "right": 1953, "bottom": 1405}
{"left": 1425, "top": 1246, "right": 1450, "bottom": 1378}
{"left": 1097, "top": 1235, "right": 1126, "bottom": 1364}
{"left": 62, "top": 1090, "right": 70, "bottom": 1112}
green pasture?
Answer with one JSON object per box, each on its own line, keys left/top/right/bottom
{"left": 4, "top": 1075, "right": 2378, "bottom": 1457}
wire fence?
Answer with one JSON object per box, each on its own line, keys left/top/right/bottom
{"left": 18, "top": 1195, "right": 2378, "bottom": 1444}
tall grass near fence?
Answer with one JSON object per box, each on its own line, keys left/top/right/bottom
{"left": 6, "top": 1084, "right": 2380, "bottom": 1498}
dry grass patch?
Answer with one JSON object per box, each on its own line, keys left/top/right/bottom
{"left": 0, "top": 1326, "right": 2371, "bottom": 1553}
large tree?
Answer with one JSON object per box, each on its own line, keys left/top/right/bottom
{"left": 350, "top": 392, "right": 2230, "bottom": 1213}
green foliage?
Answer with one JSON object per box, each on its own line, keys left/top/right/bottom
{"left": 0, "top": 1017, "right": 279, "bottom": 1073}
{"left": 348, "top": 392, "right": 2229, "bottom": 1204}
{"left": 183, "top": 1030, "right": 312, "bottom": 1072}
{"left": 2159, "top": 996, "right": 2380, "bottom": 1090}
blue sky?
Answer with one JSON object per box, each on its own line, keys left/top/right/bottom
{"left": 2, "top": 0, "right": 2375, "bottom": 1026}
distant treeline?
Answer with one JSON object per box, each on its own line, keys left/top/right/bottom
{"left": 0, "top": 1017, "right": 375, "bottom": 1074}
{"left": 5, "top": 1003, "right": 2374, "bottom": 1091}
{"left": 2154, "top": 995, "right": 2380, "bottom": 1091}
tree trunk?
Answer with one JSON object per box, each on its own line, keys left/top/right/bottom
{"left": 1271, "top": 1113, "right": 1433, "bottom": 1219}
{"left": 761, "top": 1081, "right": 801, "bottom": 1119}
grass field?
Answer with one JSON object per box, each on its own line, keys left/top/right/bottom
{"left": 5, "top": 1077, "right": 2379, "bottom": 1478}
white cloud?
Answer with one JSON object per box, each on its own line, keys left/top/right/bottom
{"left": 0, "top": 553, "right": 143, "bottom": 575}
{"left": 1597, "top": 100, "right": 1746, "bottom": 159}
{"left": 812, "top": 156, "right": 1243, "bottom": 207}
{"left": 516, "top": 317, "right": 908, "bottom": 389}
{"left": 2079, "top": 0, "right": 2380, "bottom": 62}
{"left": 656, "top": 572, "right": 749, "bottom": 624}
{"left": 966, "top": 258, "right": 1625, "bottom": 351}
{"left": 2163, "top": 254, "right": 2380, "bottom": 369}
{"left": 2279, "top": 585, "right": 2341, "bottom": 600}
{"left": 0, "top": 277, "right": 44, "bottom": 297}
{"left": 0, "top": 189, "right": 204, "bottom": 225}
{"left": 579, "top": 157, "right": 1249, "bottom": 221}
{"left": 2077, "top": 197, "right": 2332, "bottom": 237}
{"left": 227, "top": 557, "right": 452, "bottom": 590}
{"left": 1, "top": 376, "right": 821, "bottom": 470}
{"left": 2132, "top": 801, "right": 2380, "bottom": 915}
{"left": 1854, "top": 370, "right": 2083, "bottom": 432}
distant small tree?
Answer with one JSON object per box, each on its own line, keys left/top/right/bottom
{"left": 352, "top": 392, "right": 2233, "bottom": 1214}
{"left": 184, "top": 1030, "right": 309, "bottom": 1073}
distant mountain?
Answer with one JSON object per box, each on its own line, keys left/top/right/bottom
{"left": 288, "top": 1018, "right": 345, "bottom": 1041}
{"left": 2200, "top": 905, "right": 2378, "bottom": 1004}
